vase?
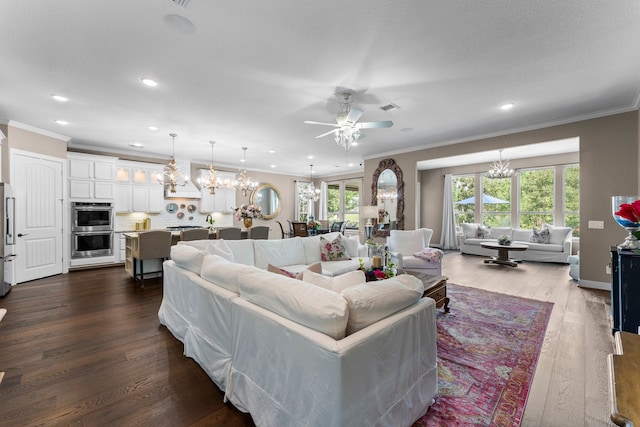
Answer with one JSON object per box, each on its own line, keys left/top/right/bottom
{"left": 243, "top": 217, "right": 253, "bottom": 228}
{"left": 612, "top": 196, "right": 640, "bottom": 250}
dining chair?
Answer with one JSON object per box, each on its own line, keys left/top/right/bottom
{"left": 330, "top": 221, "right": 344, "bottom": 233}
{"left": 292, "top": 222, "right": 308, "bottom": 237}
{"left": 287, "top": 220, "right": 295, "bottom": 238}
{"left": 180, "top": 228, "right": 210, "bottom": 241}
{"left": 276, "top": 221, "right": 291, "bottom": 239}
{"left": 132, "top": 230, "right": 172, "bottom": 288}
{"left": 249, "top": 226, "right": 270, "bottom": 240}
{"left": 218, "top": 227, "right": 242, "bottom": 240}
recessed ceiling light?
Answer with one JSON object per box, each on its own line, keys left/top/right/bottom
{"left": 307, "top": 155, "right": 314, "bottom": 159}
{"left": 163, "top": 14, "right": 196, "bottom": 35}
{"left": 55, "top": 120, "right": 68, "bottom": 125}
{"left": 500, "top": 102, "right": 515, "bottom": 110}
{"left": 348, "top": 163, "right": 355, "bottom": 167}
{"left": 351, "top": 142, "right": 358, "bottom": 146}
{"left": 147, "top": 125, "right": 158, "bottom": 131}
{"left": 129, "top": 143, "right": 144, "bottom": 149}
{"left": 270, "top": 164, "right": 276, "bottom": 168}
{"left": 51, "top": 94, "right": 68, "bottom": 102}
{"left": 141, "top": 77, "right": 158, "bottom": 87}
{"left": 268, "top": 150, "right": 275, "bottom": 154}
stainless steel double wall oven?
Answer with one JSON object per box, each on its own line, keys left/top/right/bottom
{"left": 71, "top": 202, "right": 114, "bottom": 258}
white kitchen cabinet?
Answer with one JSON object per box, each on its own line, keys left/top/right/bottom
{"left": 114, "top": 184, "right": 132, "bottom": 213}
{"left": 131, "top": 184, "right": 163, "bottom": 213}
{"left": 68, "top": 153, "right": 117, "bottom": 201}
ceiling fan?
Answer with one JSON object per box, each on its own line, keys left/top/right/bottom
{"left": 304, "top": 92, "right": 393, "bottom": 149}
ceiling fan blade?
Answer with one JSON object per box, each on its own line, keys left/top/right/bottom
{"left": 357, "top": 120, "right": 394, "bottom": 129}
{"left": 304, "top": 120, "right": 340, "bottom": 127}
{"left": 344, "top": 108, "right": 363, "bottom": 124}
{"left": 315, "top": 129, "right": 340, "bottom": 138}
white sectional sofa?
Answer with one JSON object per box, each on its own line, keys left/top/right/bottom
{"left": 158, "top": 233, "right": 438, "bottom": 427}
{"left": 459, "top": 223, "right": 573, "bottom": 263}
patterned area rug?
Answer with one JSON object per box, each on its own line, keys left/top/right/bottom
{"left": 414, "top": 284, "right": 553, "bottom": 427}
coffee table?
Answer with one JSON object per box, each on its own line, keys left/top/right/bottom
{"left": 480, "top": 242, "right": 528, "bottom": 267}
{"left": 404, "top": 271, "right": 449, "bottom": 312}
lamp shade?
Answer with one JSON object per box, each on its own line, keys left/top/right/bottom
{"left": 360, "top": 206, "right": 379, "bottom": 219}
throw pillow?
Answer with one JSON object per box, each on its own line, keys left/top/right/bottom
{"left": 530, "top": 227, "right": 551, "bottom": 244}
{"left": 268, "top": 262, "right": 322, "bottom": 280}
{"left": 413, "top": 248, "right": 444, "bottom": 263}
{"left": 170, "top": 244, "right": 207, "bottom": 274}
{"left": 543, "top": 223, "right": 573, "bottom": 245}
{"left": 476, "top": 225, "right": 491, "bottom": 239}
{"left": 320, "top": 235, "right": 351, "bottom": 262}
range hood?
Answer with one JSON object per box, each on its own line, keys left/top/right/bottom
{"left": 164, "top": 160, "right": 202, "bottom": 199}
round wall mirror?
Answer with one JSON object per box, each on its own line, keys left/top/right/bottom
{"left": 250, "top": 183, "right": 281, "bottom": 220}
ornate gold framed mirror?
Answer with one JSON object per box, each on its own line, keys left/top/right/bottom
{"left": 371, "top": 158, "right": 404, "bottom": 237}
{"left": 250, "top": 183, "right": 281, "bottom": 220}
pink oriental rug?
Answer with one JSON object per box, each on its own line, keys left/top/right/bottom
{"left": 414, "top": 284, "right": 553, "bottom": 427}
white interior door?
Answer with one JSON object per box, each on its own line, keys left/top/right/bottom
{"left": 11, "top": 151, "right": 64, "bottom": 283}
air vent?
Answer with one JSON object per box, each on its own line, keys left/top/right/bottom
{"left": 380, "top": 103, "right": 400, "bottom": 112}
{"left": 169, "top": 0, "right": 191, "bottom": 8}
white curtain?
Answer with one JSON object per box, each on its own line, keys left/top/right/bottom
{"left": 294, "top": 181, "right": 301, "bottom": 221}
{"left": 440, "top": 174, "right": 459, "bottom": 250}
{"left": 318, "top": 181, "right": 328, "bottom": 220}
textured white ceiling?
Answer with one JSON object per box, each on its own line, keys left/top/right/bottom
{"left": 1, "top": 1, "right": 638, "bottom": 177}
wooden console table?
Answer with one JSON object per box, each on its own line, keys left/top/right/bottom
{"left": 608, "top": 331, "right": 640, "bottom": 426}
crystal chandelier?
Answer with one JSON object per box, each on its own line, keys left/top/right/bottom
{"left": 299, "top": 164, "right": 320, "bottom": 202}
{"left": 157, "top": 133, "right": 188, "bottom": 193}
{"left": 234, "top": 147, "right": 259, "bottom": 197}
{"left": 334, "top": 126, "right": 360, "bottom": 151}
{"left": 484, "top": 149, "right": 514, "bottom": 179}
{"left": 198, "top": 141, "right": 224, "bottom": 195}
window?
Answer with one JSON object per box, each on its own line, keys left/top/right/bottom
{"left": 325, "top": 179, "right": 362, "bottom": 229}
{"left": 564, "top": 164, "right": 580, "bottom": 237}
{"left": 481, "top": 176, "right": 511, "bottom": 227}
{"left": 452, "top": 175, "right": 475, "bottom": 225}
{"left": 518, "top": 168, "right": 554, "bottom": 228}
{"left": 296, "top": 181, "right": 313, "bottom": 222}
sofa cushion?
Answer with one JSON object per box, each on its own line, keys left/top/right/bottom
{"left": 340, "top": 278, "right": 423, "bottom": 335}
{"left": 171, "top": 244, "right": 207, "bottom": 274}
{"left": 526, "top": 242, "right": 564, "bottom": 252}
{"left": 320, "top": 235, "right": 351, "bottom": 261}
{"left": 321, "top": 259, "right": 362, "bottom": 277}
{"left": 462, "top": 238, "right": 497, "bottom": 246}
{"left": 253, "top": 238, "right": 306, "bottom": 269}
{"left": 543, "top": 224, "right": 573, "bottom": 245}
{"left": 224, "top": 239, "right": 255, "bottom": 266}
{"left": 301, "top": 232, "right": 343, "bottom": 264}
{"left": 530, "top": 227, "right": 551, "bottom": 244}
{"left": 489, "top": 227, "right": 513, "bottom": 239}
{"left": 461, "top": 223, "right": 482, "bottom": 238}
{"left": 201, "top": 254, "right": 261, "bottom": 294}
{"left": 206, "top": 240, "right": 235, "bottom": 262}
{"left": 302, "top": 269, "right": 366, "bottom": 293}
{"left": 512, "top": 228, "right": 532, "bottom": 242}
{"left": 237, "top": 269, "right": 349, "bottom": 340}
{"left": 343, "top": 234, "right": 360, "bottom": 258}
{"left": 394, "top": 274, "right": 426, "bottom": 293}
{"left": 267, "top": 262, "right": 322, "bottom": 280}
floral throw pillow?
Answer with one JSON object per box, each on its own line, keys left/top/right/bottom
{"left": 530, "top": 227, "right": 551, "bottom": 244}
{"left": 476, "top": 225, "right": 491, "bottom": 239}
{"left": 320, "top": 235, "right": 351, "bottom": 262}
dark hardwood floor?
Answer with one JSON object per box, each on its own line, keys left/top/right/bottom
{"left": 0, "top": 253, "right": 616, "bottom": 426}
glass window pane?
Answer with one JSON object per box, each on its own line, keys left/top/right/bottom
{"left": 482, "top": 176, "right": 511, "bottom": 227}
{"left": 453, "top": 175, "right": 475, "bottom": 224}
{"left": 519, "top": 169, "right": 554, "bottom": 213}
{"left": 564, "top": 165, "right": 580, "bottom": 237}
{"left": 327, "top": 183, "right": 340, "bottom": 222}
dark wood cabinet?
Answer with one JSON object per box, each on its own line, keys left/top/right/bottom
{"left": 611, "top": 247, "right": 640, "bottom": 334}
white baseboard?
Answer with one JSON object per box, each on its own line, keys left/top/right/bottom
{"left": 577, "top": 279, "right": 610, "bottom": 291}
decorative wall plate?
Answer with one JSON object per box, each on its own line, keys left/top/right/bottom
{"left": 187, "top": 204, "right": 196, "bottom": 213}
{"left": 166, "top": 203, "right": 179, "bottom": 213}
{"left": 177, "top": 212, "right": 185, "bottom": 219}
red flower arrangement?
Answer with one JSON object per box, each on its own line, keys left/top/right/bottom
{"left": 615, "top": 200, "right": 640, "bottom": 224}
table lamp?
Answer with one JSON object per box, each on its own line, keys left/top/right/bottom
{"left": 361, "top": 206, "right": 379, "bottom": 241}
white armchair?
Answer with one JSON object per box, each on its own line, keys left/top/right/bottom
{"left": 386, "top": 228, "right": 443, "bottom": 276}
